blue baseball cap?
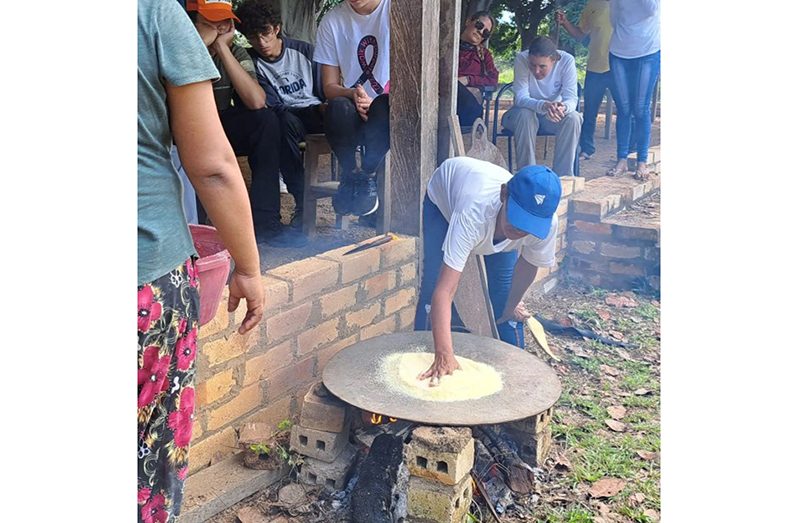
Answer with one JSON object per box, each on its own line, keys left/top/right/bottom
{"left": 506, "top": 165, "right": 562, "bottom": 239}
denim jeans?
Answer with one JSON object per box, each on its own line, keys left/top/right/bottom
{"left": 609, "top": 50, "right": 660, "bottom": 163}
{"left": 413, "top": 195, "right": 525, "bottom": 348}
{"left": 580, "top": 70, "right": 614, "bottom": 156}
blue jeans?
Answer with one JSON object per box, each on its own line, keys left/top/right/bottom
{"left": 580, "top": 70, "right": 614, "bottom": 156}
{"left": 609, "top": 50, "right": 660, "bottom": 163}
{"left": 413, "top": 195, "right": 525, "bottom": 348}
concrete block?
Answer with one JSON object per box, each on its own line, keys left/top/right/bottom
{"left": 506, "top": 407, "right": 553, "bottom": 435}
{"left": 405, "top": 426, "right": 474, "bottom": 485}
{"left": 299, "top": 444, "right": 357, "bottom": 490}
{"left": 407, "top": 474, "right": 472, "bottom": 523}
{"left": 505, "top": 425, "right": 553, "bottom": 468}
{"left": 299, "top": 382, "right": 349, "bottom": 433}
{"left": 290, "top": 424, "right": 347, "bottom": 463}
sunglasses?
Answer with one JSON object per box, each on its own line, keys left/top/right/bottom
{"left": 474, "top": 19, "right": 491, "bottom": 39}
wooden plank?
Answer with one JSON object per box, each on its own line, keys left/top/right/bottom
{"left": 389, "top": 0, "right": 440, "bottom": 236}
{"left": 437, "top": 0, "right": 462, "bottom": 166}
{"left": 376, "top": 152, "right": 392, "bottom": 234}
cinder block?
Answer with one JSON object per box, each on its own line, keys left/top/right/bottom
{"left": 290, "top": 424, "right": 347, "bottom": 463}
{"left": 504, "top": 425, "right": 552, "bottom": 468}
{"left": 405, "top": 427, "right": 474, "bottom": 485}
{"left": 299, "top": 444, "right": 357, "bottom": 490}
{"left": 407, "top": 474, "right": 472, "bottom": 523}
{"left": 299, "top": 382, "right": 349, "bottom": 433}
{"left": 506, "top": 407, "right": 553, "bottom": 435}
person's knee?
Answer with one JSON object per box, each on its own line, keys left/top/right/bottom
{"left": 327, "top": 96, "right": 357, "bottom": 120}
{"left": 368, "top": 94, "right": 389, "bottom": 120}
{"left": 504, "top": 107, "right": 537, "bottom": 131}
{"left": 563, "top": 111, "right": 582, "bottom": 130}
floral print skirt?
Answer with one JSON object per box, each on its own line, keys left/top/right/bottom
{"left": 137, "top": 258, "right": 200, "bottom": 523}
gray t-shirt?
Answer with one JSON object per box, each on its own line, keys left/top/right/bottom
{"left": 138, "top": 0, "right": 220, "bottom": 285}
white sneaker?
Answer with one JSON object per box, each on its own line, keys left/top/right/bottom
{"left": 279, "top": 175, "right": 288, "bottom": 194}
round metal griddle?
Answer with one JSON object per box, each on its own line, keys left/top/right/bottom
{"left": 322, "top": 331, "right": 561, "bottom": 426}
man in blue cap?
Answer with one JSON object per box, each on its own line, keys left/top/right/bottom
{"left": 413, "top": 156, "right": 562, "bottom": 385}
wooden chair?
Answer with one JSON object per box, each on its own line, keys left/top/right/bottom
{"left": 300, "top": 134, "right": 353, "bottom": 237}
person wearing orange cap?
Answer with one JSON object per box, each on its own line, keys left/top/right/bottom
{"left": 186, "top": 0, "right": 307, "bottom": 247}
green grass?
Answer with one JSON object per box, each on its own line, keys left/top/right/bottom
{"left": 534, "top": 506, "right": 595, "bottom": 523}
{"left": 498, "top": 68, "right": 514, "bottom": 84}
{"left": 571, "top": 432, "right": 638, "bottom": 482}
{"left": 636, "top": 303, "right": 659, "bottom": 321}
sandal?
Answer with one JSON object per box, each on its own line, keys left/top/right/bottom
{"left": 633, "top": 166, "right": 651, "bottom": 181}
{"left": 579, "top": 152, "right": 593, "bottom": 161}
{"left": 606, "top": 167, "right": 625, "bottom": 177}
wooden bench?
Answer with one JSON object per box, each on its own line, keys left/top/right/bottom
{"left": 301, "top": 133, "right": 353, "bottom": 237}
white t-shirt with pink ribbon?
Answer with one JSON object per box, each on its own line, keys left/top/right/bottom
{"left": 314, "top": 0, "right": 391, "bottom": 100}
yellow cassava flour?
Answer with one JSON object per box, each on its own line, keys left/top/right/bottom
{"left": 380, "top": 351, "right": 503, "bottom": 402}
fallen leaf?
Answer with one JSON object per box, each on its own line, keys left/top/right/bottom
{"left": 554, "top": 454, "right": 572, "bottom": 471}
{"left": 636, "top": 450, "right": 657, "bottom": 461}
{"left": 644, "top": 508, "right": 660, "bottom": 521}
{"left": 615, "top": 349, "right": 633, "bottom": 361}
{"left": 588, "top": 477, "right": 627, "bottom": 498}
{"left": 600, "top": 364, "right": 621, "bottom": 376}
{"left": 597, "top": 309, "right": 612, "bottom": 321}
{"left": 631, "top": 492, "right": 646, "bottom": 504}
{"left": 596, "top": 502, "right": 611, "bottom": 515}
{"left": 609, "top": 330, "right": 626, "bottom": 340}
{"left": 569, "top": 346, "right": 592, "bottom": 359}
{"left": 605, "top": 295, "right": 638, "bottom": 308}
{"left": 605, "top": 419, "right": 626, "bottom": 432}
{"left": 607, "top": 406, "right": 627, "bottom": 420}
{"left": 634, "top": 388, "right": 652, "bottom": 396}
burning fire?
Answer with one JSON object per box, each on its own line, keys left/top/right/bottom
{"left": 370, "top": 412, "right": 398, "bottom": 425}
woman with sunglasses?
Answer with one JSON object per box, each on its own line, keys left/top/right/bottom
{"left": 456, "top": 11, "right": 499, "bottom": 127}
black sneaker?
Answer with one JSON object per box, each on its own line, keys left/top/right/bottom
{"left": 351, "top": 172, "right": 379, "bottom": 217}
{"left": 332, "top": 171, "right": 355, "bottom": 216}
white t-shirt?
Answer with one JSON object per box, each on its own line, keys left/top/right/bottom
{"left": 314, "top": 0, "right": 391, "bottom": 100}
{"left": 426, "top": 157, "right": 558, "bottom": 273}
{"left": 609, "top": 0, "right": 660, "bottom": 59}
{"left": 512, "top": 50, "right": 578, "bottom": 115}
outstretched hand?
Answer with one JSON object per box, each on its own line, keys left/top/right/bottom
{"left": 496, "top": 301, "right": 531, "bottom": 325}
{"left": 417, "top": 351, "right": 461, "bottom": 387}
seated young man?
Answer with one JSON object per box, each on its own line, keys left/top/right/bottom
{"left": 501, "top": 36, "right": 582, "bottom": 177}
{"left": 237, "top": 0, "right": 326, "bottom": 229}
{"left": 413, "top": 157, "right": 561, "bottom": 385}
{"left": 313, "top": 0, "right": 391, "bottom": 218}
{"left": 456, "top": 11, "right": 499, "bottom": 127}
{"left": 187, "top": 0, "right": 304, "bottom": 247}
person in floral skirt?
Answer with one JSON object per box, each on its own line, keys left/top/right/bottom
{"left": 137, "top": 0, "right": 265, "bottom": 521}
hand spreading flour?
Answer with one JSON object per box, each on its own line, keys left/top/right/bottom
{"left": 380, "top": 351, "right": 503, "bottom": 402}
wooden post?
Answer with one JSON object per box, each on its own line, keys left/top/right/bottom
{"left": 389, "top": 0, "right": 441, "bottom": 236}
{"left": 437, "top": 0, "right": 461, "bottom": 166}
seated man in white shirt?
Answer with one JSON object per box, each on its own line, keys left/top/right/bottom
{"left": 413, "top": 157, "right": 561, "bottom": 385}
{"left": 502, "top": 36, "right": 582, "bottom": 177}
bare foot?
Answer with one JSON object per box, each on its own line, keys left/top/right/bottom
{"left": 606, "top": 159, "right": 627, "bottom": 177}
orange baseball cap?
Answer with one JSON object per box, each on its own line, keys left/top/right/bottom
{"left": 186, "top": 0, "right": 241, "bottom": 23}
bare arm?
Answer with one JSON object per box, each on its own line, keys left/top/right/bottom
{"left": 495, "top": 256, "right": 539, "bottom": 324}
{"left": 321, "top": 64, "right": 356, "bottom": 101}
{"left": 556, "top": 10, "right": 588, "bottom": 42}
{"left": 167, "top": 80, "right": 264, "bottom": 334}
{"left": 211, "top": 27, "right": 266, "bottom": 110}
{"left": 418, "top": 264, "right": 463, "bottom": 385}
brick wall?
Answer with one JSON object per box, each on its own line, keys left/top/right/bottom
{"left": 189, "top": 235, "right": 418, "bottom": 475}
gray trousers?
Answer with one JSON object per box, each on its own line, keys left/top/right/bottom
{"left": 501, "top": 106, "right": 582, "bottom": 176}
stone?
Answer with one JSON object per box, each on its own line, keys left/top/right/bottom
{"left": 407, "top": 474, "right": 472, "bottom": 523}
{"left": 277, "top": 483, "right": 307, "bottom": 505}
{"left": 238, "top": 422, "right": 273, "bottom": 445}
{"left": 405, "top": 426, "right": 474, "bottom": 486}
{"left": 299, "top": 444, "right": 358, "bottom": 491}
{"left": 299, "top": 382, "right": 350, "bottom": 433}
{"left": 236, "top": 506, "right": 271, "bottom": 523}
{"left": 289, "top": 424, "right": 347, "bottom": 463}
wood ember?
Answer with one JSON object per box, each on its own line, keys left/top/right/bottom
{"left": 350, "top": 434, "right": 408, "bottom": 523}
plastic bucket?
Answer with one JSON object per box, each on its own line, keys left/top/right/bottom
{"left": 189, "top": 224, "right": 232, "bottom": 326}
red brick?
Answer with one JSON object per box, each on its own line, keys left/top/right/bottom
{"left": 340, "top": 248, "right": 382, "bottom": 283}
{"left": 188, "top": 427, "right": 237, "bottom": 475}
{"left": 364, "top": 272, "right": 395, "bottom": 300}
{"left": 397, "top": 306, "right": 416, "bottom": 331}
{"left": 574, "top": 220, "right": 613, "bottom": 236}
{"left": 317, "top": 335, "right": 358, "bottom": 371}
{"left": 206, "top": 383, "right": 264, "bottom": 431}
{"left": 559, "top": 177, "right": 575, "bottom": 198}
{"left": 192, "top": 419, "right": 203, "bottom": 441}
{"left": 200, "top": 288, "right": 231, "bottom": 339}
{"left": 381, "top": 236, "right": 417, "bottom": 268}
{"left": 262, "top": 277, "right": 291, "bottom": 311}
{"left": 612, "top": 225, "right": 659, "bottom": 242}
{"left": 297, "top": 318, "right": 340, "bottom": 357}
{"left": 243, "top": 340, "right": 295, "bottom": 387}
{"left": 268, "top": 257, "right": 340, "bottom": 303}
{"left": 319, "top": 284, "right": 358, "bottom": 319}
{"left": 600, "top": 243, "right": 641, "bottom": 259}
{"left": 266, "top": 356, "right": 316, "bottom": 400}
{"left": 384, "top": 288, "right": 416, "bottom": 316}
{"left": 557, "top": 216, "right": 568, "bottom": 235}
{"left": 203, "top": 328, "right": 260, "bottom": 367}
{"left": 609, "top": 262, "right": 646, "bottom": 276}
{"left": 573, "top": 176, "right": 585, "bottom": 193}
{"left": 345, "top": 302, "right": 381, "bottom": 330}
{"left": 300, "top": 384, "right": 349, "bottom": 433}
{"left": 571, "top": 240, "right": 596, "bottom": 255}
{"left": 241, "top": 394, "right": 294, "bottom": 431}
{"left": 265, "top": 301, "right": 312, "bottom": 344}
{"left": 398, "top": 262, "right": 417, "bottom": 287}
{"left": 361, "top": 316, "right": 396, "bottom": 341}
{"left": 196, "top": 368, "right": 235, "bottom": 406}
{"left": 572, "top": 199, "right": 606, "bottom": 217}
{"left": 556, "top": 198, "right": 569, "bottom": 217}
